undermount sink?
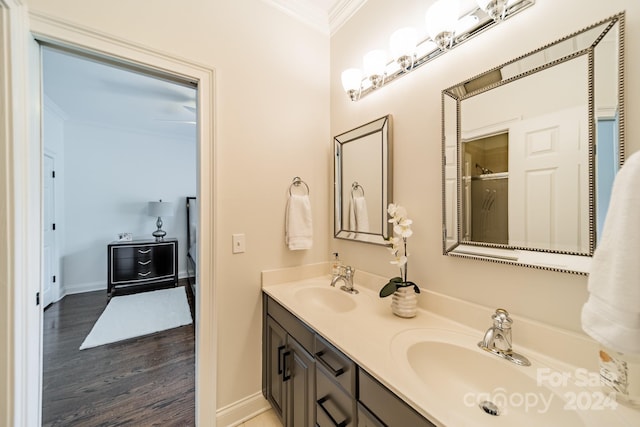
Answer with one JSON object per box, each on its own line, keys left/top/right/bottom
{"left": 293, "top": 286, "right": 357, "bottom": 313}
{"left": 391, "top": 329, "right": 592, "bottom": 426}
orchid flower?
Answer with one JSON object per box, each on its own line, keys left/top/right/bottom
{"left": 379, "top": 203, "right": 420, "bottom": 297}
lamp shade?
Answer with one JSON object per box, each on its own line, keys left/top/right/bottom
{"left": 363, "top": 50, "right": 387, "bottom": 77}
{"left": 390, "top": 27, "right": 418, "bottom": 61}
{"left": 455, "top": 15, "right": 479, "bottom": 35}
{"left": 425, "top": 0, "right": 459, "bottom": 41}
{"left": 148, "top": 200, "right": 174, "bottom": 217}
{"left": 341, "top": 68, "right": 363, "bottom": 92}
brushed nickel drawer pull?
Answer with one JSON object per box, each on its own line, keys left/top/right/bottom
{"left": 138, "top": 271, "right": 151, "bottom": 277}
{"left": 138, "top": 249, "right": 151, "bottom": 254}
{"left": 138, "top": 260, "right": 151, "bottom": 266}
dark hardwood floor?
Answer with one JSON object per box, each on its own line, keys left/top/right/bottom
{"left": 42, "top": 286, "right": 195, "bottom": 426}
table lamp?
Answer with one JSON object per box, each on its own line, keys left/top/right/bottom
{"left": 148, "top": 199, "right": 174, "bottom": 241}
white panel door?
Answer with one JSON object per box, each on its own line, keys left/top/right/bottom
{"left": 509, "top": 106, "right": 588, "bottom": 252}
{"left": 43, "top": 153, "right": 55, "bottom": 307}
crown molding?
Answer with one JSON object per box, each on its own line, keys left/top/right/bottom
{"left": 328, "top": 0, "right": 367, "bottom": 35}
{"left": 262, "top": 0, "right": 367, "bottom": 36}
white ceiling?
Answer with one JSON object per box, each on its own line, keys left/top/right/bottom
{"left": 43, "top": 47, "right": 198, "bottom": 141}
{"left": 42, "top": 1, "right": 365, "bottom": 139}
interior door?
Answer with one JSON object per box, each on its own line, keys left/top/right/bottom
{"left": 508, "top": 106, "right": 588, "bottom": 252}
{"left": 43, "top": 152, "right": 55, "bottom": 307}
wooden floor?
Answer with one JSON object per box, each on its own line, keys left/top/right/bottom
{"left": 42, "top": 287, "right": 195, "bottom": 426}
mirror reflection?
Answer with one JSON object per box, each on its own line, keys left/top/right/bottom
{"left": 442, "top": 13, "right": 624, "bottom": 274}
{"left": 335, "top": 115, "right": 392, "bottom": 245}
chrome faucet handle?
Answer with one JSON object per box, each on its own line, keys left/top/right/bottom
{"left": 340, "top": 265, "right": 358, "bottom": 294}
{"left": 344, "top": 265, "right": 354, "bottom": 278}
{"left": 492, "top": 308, "right": 512, "bottom": 329}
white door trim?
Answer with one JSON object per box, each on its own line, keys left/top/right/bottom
{"left": 5, "top": 6, "right": 218, "bottom": 426}
{"left": 1, "top": 1, "right": 39, "bottom": 425}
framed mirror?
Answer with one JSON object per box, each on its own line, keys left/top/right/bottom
{"left": 442, "top": 13, "right": 625, "bottom": 275}
{"left": 334, "top": 115, "right": 393, "bottom": 245}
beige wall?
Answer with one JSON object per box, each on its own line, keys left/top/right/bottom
{"left": 25, "top": 0, "right": 330, "bottom": 410}
{"left": 331, "top": 0, "right": 638, "bottom": 333}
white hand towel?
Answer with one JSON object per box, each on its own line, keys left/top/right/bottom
{"left": 349, "top": 195, "right": 369, "bottom": 233}
{"left": 285, "top": 194, "right": 313, "bottom": 250}
{"left": 581, "top": 150, "right": 640, "bottom": 354}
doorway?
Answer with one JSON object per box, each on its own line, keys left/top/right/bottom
{"left": 2, "top": 7, "right": 217, "bottom": 424}
{"left": 40, "top": 44, "right": 199, "bottom": 424}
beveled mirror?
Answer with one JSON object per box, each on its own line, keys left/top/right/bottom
{"left": 442, "top": 13, "right": 625, "bottom": 274}
{"left": 335, "top": 115, "right": 393, "bottom": 245}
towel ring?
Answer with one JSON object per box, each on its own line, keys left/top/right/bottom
{"left": 351, "top": 182, "right": 365, "bottom": 197}
{"left": 289, "top": 176, "right": 310, "bottom": 196}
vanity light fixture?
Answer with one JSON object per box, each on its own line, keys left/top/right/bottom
{"left": 340, "top": 0, "right": 535, "bottom": 101}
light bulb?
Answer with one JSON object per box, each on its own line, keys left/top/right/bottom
{"left": 390, "top": 28, "right": 417, "bottom": 70}
{"left": 426, "top": 0, "right": 459, "bottom": 51}
{"left": 363, "top": 50, "right": 387, "bottom": 88}
{"left": 341, "top": 68, "right": 363, "bottom": 101}
{"left": 341, "top": 68, "right": 362, "bottom": 92}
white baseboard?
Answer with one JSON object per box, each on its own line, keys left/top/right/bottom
{"left": 62, "top": 271, "right": 190, "bottom": 298}
{"left": 63, "top": 280, "right": 105, "bottom": 296}
{"left": 216, "top": 392, "right": 272, "bottom": 427}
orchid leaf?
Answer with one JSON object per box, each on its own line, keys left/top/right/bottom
{"left": 379, "top": 281, "right": 398, "bottom": 298}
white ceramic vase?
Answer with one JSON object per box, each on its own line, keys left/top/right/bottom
{"left": 391, "top": 286, "right": 418, "bottom": 318}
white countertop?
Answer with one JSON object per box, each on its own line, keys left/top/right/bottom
{"left": 262, "top": 273, "right": 640, "bottom": 427}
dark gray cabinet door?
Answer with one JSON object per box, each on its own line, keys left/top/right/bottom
{"left": 285, "top": 337, "right": 315, "bottom": 427}
{"left": 265, "top": 316, "right": 287, "bottom": 423}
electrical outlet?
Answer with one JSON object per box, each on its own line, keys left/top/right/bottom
{"left": 232, "top": 233, "right": 246, "bottom": 254}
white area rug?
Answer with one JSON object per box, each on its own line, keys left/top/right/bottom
{"left": 79, "top": 287, "right": 192, "bottom": 350}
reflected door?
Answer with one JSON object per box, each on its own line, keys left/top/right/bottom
{"left": 509, "top": 106, "right": 589, "bottom": 252}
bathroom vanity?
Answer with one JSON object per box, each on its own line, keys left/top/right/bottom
{"left": 261, "top": 268, "right": 640, "bottom": 427}
{"left": 263, "top": 293, "right": 432, "bottom": 427}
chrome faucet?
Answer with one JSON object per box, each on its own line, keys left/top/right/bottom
{"left": 330, "top": 265, "right": 358, "bottom": 294}
{"left": 478, "top": 308, "right": 530, "bottom": 366}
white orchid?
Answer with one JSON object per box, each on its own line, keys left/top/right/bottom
{"left": 380, "top": 203, "right": 419, "bottom": 298}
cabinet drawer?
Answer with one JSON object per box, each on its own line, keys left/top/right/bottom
{"left": 358, "top": 369, "right": 435, "bottom": 427}
{"left": 315, "top": 335, "right": 356, "bottom": 397}
{"left": 111, "top": 246, "right": 153, "bottom": 260}
{"left": 266, "top": 297, "right": 314, "bottom": 354}
{"left": 316, "top": 365, "right": 356, "bottom": 427}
